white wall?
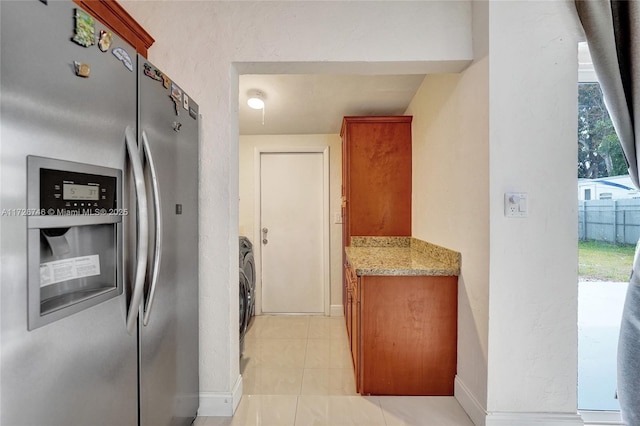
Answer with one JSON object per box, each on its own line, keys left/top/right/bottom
{"left": 238, "top": 134, "right": 343, "bottom": 311}
{"left": 486, "top": 0, "right": 583, "bottom": 421}
{"left": 121, "top": 0, "right": 473, "bottom": 415}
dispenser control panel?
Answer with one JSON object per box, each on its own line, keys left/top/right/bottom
{"left": 40, "top": 168, "right": 117, "bottom": 215}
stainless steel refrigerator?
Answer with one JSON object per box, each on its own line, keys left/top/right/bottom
{"left": 0, "top": 1, "right": 199, "bottom": 425}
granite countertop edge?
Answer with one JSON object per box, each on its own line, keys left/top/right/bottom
{"left": 345, "top": 237, "right": 461, "bottom": 277}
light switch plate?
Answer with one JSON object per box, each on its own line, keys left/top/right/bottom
{"left": 504, "top": 192, "right": 528, "bottom": 217}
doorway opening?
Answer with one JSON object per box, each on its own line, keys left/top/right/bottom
{"left": 577, "top": 42, "right": 629, "bottom": 424}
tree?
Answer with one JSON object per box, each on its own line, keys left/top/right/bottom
{"left": 577, "top": 83, "right": 627, "bottom": 178}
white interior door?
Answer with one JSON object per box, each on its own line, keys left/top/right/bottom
{"left": 260, "top": 151, "right": 325, "bottom": 313}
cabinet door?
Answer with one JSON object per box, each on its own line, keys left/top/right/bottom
{"left": 345, "top": 285, "right": 352, "bottom": 341}
{"left": 352, "top": 278, "right": 360, "bottom": 392}
{"left": 346, "top": 118, "right": 412, "bottom": 237}
{"left": 360, "top": 275, "right": 457, "bottom": 395}
{"left": 349, "top": 269, "right": 360, "bottom": 392}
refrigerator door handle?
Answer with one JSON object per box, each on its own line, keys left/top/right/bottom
{"left": 125, "top": 126, "right": 149, "bottom": 335}
{"left": 141, "top": 130, "right": 162, "bottom": 326}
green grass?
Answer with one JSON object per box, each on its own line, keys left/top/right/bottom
{"left": 579, "top": 240, "right": 635, "bottom": 282}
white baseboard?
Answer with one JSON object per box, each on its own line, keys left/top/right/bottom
{"left": 580, "top": 410, "right": 622, "bottom": 425}
{"left": 454, "top": 376, "right": 584, "bottom": 426}
{"left": 330, "top": 304, "right": 343, "bottom": 317}
{"left": 455, "top": 376, "right": 487, "bottom": 426}
{"left": 198, "top": 375, "right": 243, "bottom": 417}
{"left": 485, "top": 412, "right": 584, "bottom": 425}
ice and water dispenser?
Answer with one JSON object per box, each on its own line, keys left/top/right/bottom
{"left": 27, "top": 156, "right": 123, "bottom": 330}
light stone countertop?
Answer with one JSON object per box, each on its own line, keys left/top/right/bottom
{"left": 345, "top": 237, "right": 460, "bottom": 276}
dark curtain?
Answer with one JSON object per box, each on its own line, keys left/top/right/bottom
{"left": 575, "top": 1, "right": 640, "bottom": 423}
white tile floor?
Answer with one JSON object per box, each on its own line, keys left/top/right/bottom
{"left": 195, "top": 315, "right": 474, "bottom": 426}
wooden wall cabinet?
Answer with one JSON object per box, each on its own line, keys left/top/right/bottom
{"left": 345, "top": 262, "right": 458, "bottom": 396}
{"left": 341, "top": 116, "right": 412, "bottom": 242}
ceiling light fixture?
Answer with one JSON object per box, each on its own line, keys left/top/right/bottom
{"left": 247, "top": 90, "right": 265, "bottom": 110}
{"left": 247, "top": 90, "right": 266, "bottom": 125}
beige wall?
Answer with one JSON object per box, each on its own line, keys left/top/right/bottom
{"left": 404, "top": 3, "right": 490, "bottom": 421}
{"left": 405, "top": 58, "right": 490, "bottom": 420}
{"left": 239, "top": 134, "right": 343, "bottom": 312}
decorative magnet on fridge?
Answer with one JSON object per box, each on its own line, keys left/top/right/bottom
{"left": 170, "top": 83, "right": 182, "bottom": 103}
{"left": 98, "top": 30, "right": 112, "bottom": 52}
{"left": 112, "top": 47, "right": 133, "bottom": 72}
{"left": 71, "top": 9, "right": 95, "bottom": 47}
{"left": 170, "top": 83, "right": 183, "bottom": 115}
{"left": 161, "top": 74, "right": 171, "bottom": 89}
{"left": 73, "top": 61, "right": 90, "bottom": 78}
{"left": 144, "top": 63, "right": 162, "bottom": 82}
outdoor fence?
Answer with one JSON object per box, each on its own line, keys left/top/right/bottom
{"left": 579, "top": 199, "right": 640, "bottom": 245}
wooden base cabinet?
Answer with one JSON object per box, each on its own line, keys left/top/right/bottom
{"left": 347, "top": 269, "right": 458, "bottom": 396}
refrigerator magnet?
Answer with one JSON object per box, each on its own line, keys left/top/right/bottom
{"left": 169, "top": 96, "right": 180, "bottom": 116}
{"left": 71, "top": 9, "right": 95, "bottom": 47}
{"left": 98, "top": 30, "right": 112, "bottom": 52}
{"left": 144, "top": 63, "right": 162, "bottom": 82}
{"left": 112, "top": 47, "right": 133, "bottom": 72}
{"left": 161, "top": 74, "right": 171, "bottom": 89}
{"left": 73, "top": 61, "right": 90, "bottom": 78}
{"left": 170, "top": 83, "right": 182, "bottom": 104}
{"left": 183, "top": 94, "right": 189, "bottom": 111}
{"left": 170, "top": 83, "right": 183, "bottom": 115}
